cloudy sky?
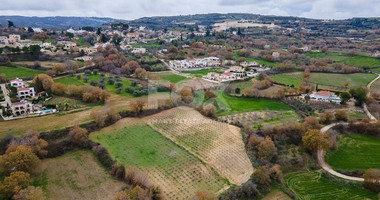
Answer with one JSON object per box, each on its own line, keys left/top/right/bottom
{"left": 0, "top": 0, "right": 379, "bottom": 20}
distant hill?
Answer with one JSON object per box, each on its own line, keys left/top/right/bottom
{"left": 0, "top": 16, "right": 119, "bottom": 29}
{"left": 126, "top": 13, "right": 380, "bottom": 30}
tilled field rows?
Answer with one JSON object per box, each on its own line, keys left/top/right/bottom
{"left": 145, "top": 106, "right": 254, "bottom": 185}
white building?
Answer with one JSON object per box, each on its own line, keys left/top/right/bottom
{"left": 131, "top": 47, "right": 146, "bottom": 54}
{"left": 74, "top": 56, "right": 93, "bottom": 62}
{"left": 309, "top": 91, "right": 341, "bottom": 103}
{"left": 10, "top": 78, "right": 25, "bottom": 87}
{"left": 11, "top": 101, "right": 33, "bottom": 116}
{"left": 17, "top": 87, "right": 35, "bottom": 100}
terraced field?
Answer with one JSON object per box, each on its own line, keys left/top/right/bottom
{"left": 326, "top": 134, "right": 380, "bottom": 170}
{"left": 285, "top": 171, "right": 377, "bottom": 200}
{"left": 35, "top": 150, "right": 125, "bottom": 200}
{"left": 145, "top": 106, "right": 254, "bottom": 185}
{"left": 90, "top": 118, "right": 226, "bottom": 200}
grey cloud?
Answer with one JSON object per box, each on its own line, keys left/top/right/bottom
{"left": 0, "top": 0, "right": 378, "bottom": 20}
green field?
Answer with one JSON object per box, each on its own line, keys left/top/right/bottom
{"left": 90, "top": 120, "right": 225, "bottom": 199}
{"left": 326, "top": 134, "right": 380, "bottom": 170}
{"left": 195, "top": 91, "right": 292, "bottom": 116}
{"left": 131, "top": 43, "right": 161, "bottom": 48}
{"left": 271, "top": 72, "right": 377, "bottom": 89}
{"left": 306, "top": 51, "right": 380, "bottom": 67}
{"left": 285, "top": 171, "right": 377, "bottom": 200}
{"left": 182, "top": 68, "right": 224, "bottom": 78}
{"left": 154, "top": 72, "right": 189, "bottom": 83}
{"left": 234, "top": 51, "right": 280, "bottom": 67}
{"left": 55, "top": 74, "right": 136, "bottom": 97}
{"left": 0, "top": 65, "right": 44, "bottom": 79}
{"left": 223, "top": 80, "right": 254, "bottom": 94}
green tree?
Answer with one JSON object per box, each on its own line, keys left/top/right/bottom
{"left": 340, "top": 92, "right": 351, "bottom": 104}
{"left": 8, "top": 21, "right": 14, "bottom": 28}
{"left": 349, "top": 87, "right": 367, "bottom": 106}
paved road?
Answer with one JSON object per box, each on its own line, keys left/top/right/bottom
{"left": 0, "top": 84, "right": 12, "bottom": 106}
{"left": 317, "top": 122, "right": 365, "bottom": 181}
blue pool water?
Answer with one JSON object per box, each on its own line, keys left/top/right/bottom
{"left": 40, "top": 109, "right": 54, "bottom": 114}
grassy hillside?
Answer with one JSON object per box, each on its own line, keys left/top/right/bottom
{"left": 326, "top": 134, "right": 380, "bottom": 170}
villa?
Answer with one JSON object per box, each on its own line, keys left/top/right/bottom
{"left": 309, "top": 91, "right": 341, "bottom": 103}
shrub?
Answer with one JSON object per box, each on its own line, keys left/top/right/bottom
{"left": 335, "top": 110, "right": 348, "bottom": 121}
{"left": 51, "top": 83, "right": 67, "bottom": 95}
{"left": 110, "top": 163, "right": 125, "bottom": 180}
{"left": 302, "top": 129, "right": 332, "bottom": 152}
{"left": 0, "top": 171, "right": 31, "bottom": 199}
{"left": 0, "top": 146, "right": 40, "bottom": 175}
{"left": 90, "top": 107, "right": 121, "bottom": 127}
{"left": 13, "top": 186, "right": 46, "bottom": 200}
{"left": 202, "top": 104, "right": 217, "bottom": 118}
{"left": 76, "top": 74, "right": 81, "bottom": 80}
{"left": 252, "top": 166, "right": 271, "bottom": 191}
{"left": 68, "top": 125, "right": 88, "bottom": 148}
{"left": 125, "top": 86, "right": 135, "bottom": 93}
{"left": 363, "top": 169, "right": 380, "bottom": 193}
{"left": 204, "top": 90, "right": 217, "bottom": 100}
{"left": 128, "top": 99, "right": 146, "bottom": 114}
{"left": 92, "top": 145, "right": 114, "bottom": 170}
{"left": 257, "top": 137, "right": 277, "bottom": 161}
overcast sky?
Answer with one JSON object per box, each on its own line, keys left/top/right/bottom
{"left": 0, "top": 0, "right": 379, "bottom": 20}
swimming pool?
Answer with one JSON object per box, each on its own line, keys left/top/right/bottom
{"left": 39, "top": 109, "right": 55, "bottom": 115}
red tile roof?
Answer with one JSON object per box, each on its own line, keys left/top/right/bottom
{"left": 222, "top": 72, "right": 233, "bottom": 76}
{"left": 315, "top": 91, "right": 333, "bottom": 97}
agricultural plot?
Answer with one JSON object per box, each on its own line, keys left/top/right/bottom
{"left": 34, "top": 150, "right": 125, "bottom": 200}
{"left": 215, "top": 91, "right": 292, "bottom": 116}
{"left": 177, "top": 78, "right": 220, "bottom": 90}
{"left": 55, "top": 74, "right": 138, "bottom": 97}
{"left": 0, "top": 65, "right": 44, "bottom": 79}
{"left": 262, "top": 189, "right": 292, "bottom": 200}
{"left": 306, "top": 51, "right": 380, "bottom": 67}
{"left": 182, "top": 68, "right": 224, "bottom": 78}
{"left": 285, "top": 171, "right": 377, "bottom": 200}
{"left": 145, "top": 106, "right": 254, "bottom": 185}
{"left": 14, "top": 61, "right": 62, "bottom": 68}
{"left": 325, "top": 134, "right": 380, "bottom": 170}
{"left": 219, "top": 110, "right": 299, "bottom": 130}
{"left": 271, "top": 72, "right": 377, "bottom": 90}
{"left": 234, "top": 51, "right": 280, "bottom": 67}
{"left": 90, "top": 118, "right": 226, "bottom": 200}
{"left": 154, "top": 72, "right": 189, "bottom": 83}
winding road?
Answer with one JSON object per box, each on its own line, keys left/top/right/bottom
{"left": 317, "top": 74, "right": 380, "bottom": 182}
